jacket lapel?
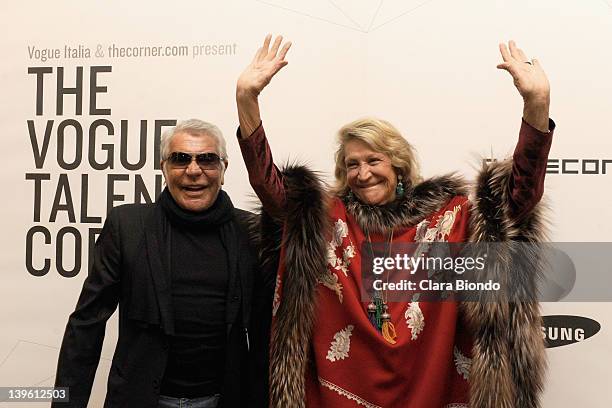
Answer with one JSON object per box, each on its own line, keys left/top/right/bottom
{"left": 141, "top": 204, "right": 175, "bottom": 335}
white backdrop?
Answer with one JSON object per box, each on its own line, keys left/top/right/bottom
{"left": 1, "top": 0, "right": 611, "bottom": 406}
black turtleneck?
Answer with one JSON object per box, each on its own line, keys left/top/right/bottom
{"left": 159, "top": 190, "right": 231, "bottom": 398}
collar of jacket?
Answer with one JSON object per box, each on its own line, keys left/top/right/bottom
{"left": 130, "top": 203, "right": 259, "bottom": 337}
{"left": 265, "top": 160, "right": 548, "bottom": 408}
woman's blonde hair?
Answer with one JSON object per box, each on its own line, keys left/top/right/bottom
{"left": 333, "top": 117, "right": 422, "bottom": 195}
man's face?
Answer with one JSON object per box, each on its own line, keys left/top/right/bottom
{"left": 161, "top": 131, "right": 227, "bottom": 212}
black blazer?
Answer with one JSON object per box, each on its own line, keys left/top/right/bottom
{"left": 52, "top": 203, "right": 274, "bottom": 408}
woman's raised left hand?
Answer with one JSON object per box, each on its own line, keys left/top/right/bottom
{"left": 497, "top": 40, "right": 550, "bottom": 132}
{"left": 497, "top": 40, "right": 550, "bottom": 103}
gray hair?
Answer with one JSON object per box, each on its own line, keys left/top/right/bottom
{"left": 333, "top": 117, "right": 422, "bottom": 195}
{"left": 160, "top": 119, "right": 228, "bottom": 161}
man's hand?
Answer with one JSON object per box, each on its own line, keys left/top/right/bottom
{"left": 497, "top": 40, "right": 551, "bottom": 132}
{"left": 237, "top": 34, "right": 292, "bottom": 101}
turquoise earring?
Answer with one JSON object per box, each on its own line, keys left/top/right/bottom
{"left": 395, "top": 176, "right": 405, "bottom": 198}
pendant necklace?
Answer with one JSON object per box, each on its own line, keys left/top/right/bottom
{"left": 366, "top": 229, "right": 398, "bottom": 344}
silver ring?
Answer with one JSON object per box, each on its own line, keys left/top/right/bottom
{"left": 524, "top": 61, "right": 533, "bottom": 65}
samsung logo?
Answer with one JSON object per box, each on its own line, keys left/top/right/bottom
{"left": 542, "top": 315, "right": 601, "bottom": 348}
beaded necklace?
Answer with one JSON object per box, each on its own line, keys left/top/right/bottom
{"left": 366, "top": 229, "right": 398, "bottom": 344}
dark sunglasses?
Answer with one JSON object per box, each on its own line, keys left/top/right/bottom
{"left": 167, "top": 152, "right": 223, "bottom": 170}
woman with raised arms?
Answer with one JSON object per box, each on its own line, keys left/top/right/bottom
{"left": 236, "top": 35, "right": 554, "bottom": 408}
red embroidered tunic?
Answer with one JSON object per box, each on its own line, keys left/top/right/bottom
{"left": 238, "top": 119, "right": 553, "bottom": 408}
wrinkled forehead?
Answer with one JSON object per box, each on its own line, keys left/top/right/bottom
{"left": 343, "top": 138, "right": 387, "bottom": 161}
{"left": 169, "top": 131, "right": 220, "bottom": 154}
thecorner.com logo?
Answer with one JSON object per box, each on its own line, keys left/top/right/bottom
{"left": 546, "top": 159, "right": 611, "bottom": 174}
{"left": 542, "top": 315, "right": 601, "bottom": 348}
{"left": 484, "top": 158, "right": 611, "bottom": 174}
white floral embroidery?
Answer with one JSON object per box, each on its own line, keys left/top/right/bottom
{"left": 413, "top": 220, "right": 434, "bottom": 268}
{"left": 415, "top": 204, "right": 463, "bottom": 244}
{"left": 327, "top": 242, "right": 339, "bottom": 268}
{"left": 454, "top": 346, "right": 471, "bottom": 380}
{"left": 272, "top": 275, "right": 281, "bottom": 316}
{"left": 333, "top": 219, "right": 349, "bottom": 247}
{"left": 319, "top": 377, "right": 382, "bottom": 408}
{"left": 424, "top": 227, "right": 438, "bottom": 242}
{"left": 336, "top": 262, "right": 349, "bottom": 276}
{"left": 327, "top": 219, "right": 355, "bottom": 277}
{"left": 320, "top": 271, "right": 343, "bottom": 303}
{"left": 332, "top": 244, "right": 355, "bottom": 276}
{"left": 414, "top": 219, "right": 431, "bottom": 242}
{"left": 444, "top": 404, "right": 468, "bottom": 408}
{"left": 326, "top": 325, "right": 354, "bottom": 362}
{"left": 343, "top": 244, "right": 356, "bottom": 262}
{"left": 434, "top": 205, "right": 462, "bottom": 241}
{"left": 404, "top": 302, "right": 425, "bottom": 340}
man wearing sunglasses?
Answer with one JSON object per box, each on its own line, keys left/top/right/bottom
{"left": 53, "top": 119, "right": 271, "bottom": 408}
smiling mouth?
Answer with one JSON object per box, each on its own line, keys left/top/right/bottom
{"left": 182, "top": 185, "right": 207, "bottom": 192}
{"left": 357, "top": 183, "right": 382, "bottom": 190}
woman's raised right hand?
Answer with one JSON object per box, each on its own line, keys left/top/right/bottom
{"left": 236, "top": 34, "right": 292, "bottom": 100}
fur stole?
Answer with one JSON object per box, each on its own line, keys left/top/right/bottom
{"left": 263, "top": 160, "right": 547, "bottom": 408}
{"left": 343, "top": 173, "right": 468, "bottom": 233}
